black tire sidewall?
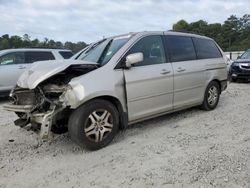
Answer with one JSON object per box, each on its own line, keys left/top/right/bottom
{"left": 68, "top": 99, "right": 119, "bottom": 150}
{"left": 202, "top": 81, "right": 220, "bottom": 110}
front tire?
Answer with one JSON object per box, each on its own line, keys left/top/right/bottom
{"left": 201, "top": 81, "right": 220, "bottom": 111}
{"left": 68, "top": 99, "right": 119, "bottom": 150}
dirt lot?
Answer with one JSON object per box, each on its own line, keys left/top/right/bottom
{"left": 0, "top": 83, "right": 250, "bottom": 188}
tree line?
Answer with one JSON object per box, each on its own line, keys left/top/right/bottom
{"left": 173, "top": 14, "right": 250, "bottom": 51}
{"left": 0, "top": 14, "right": 249, "bottom": 53}
{"left": 0, "top": 34, "right": 87, "bottom": 53}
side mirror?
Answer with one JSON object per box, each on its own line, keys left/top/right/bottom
{"left": 125, "top": 53, "right": 143, "bottom": 68}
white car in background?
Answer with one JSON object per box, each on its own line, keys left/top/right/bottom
{"left": 0, "top": 48, "right": 73, "bottom": 96}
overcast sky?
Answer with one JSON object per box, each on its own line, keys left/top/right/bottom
{"left": 0, "top": 0, "right": 249, "bottom": 43}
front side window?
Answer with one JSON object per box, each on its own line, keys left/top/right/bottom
{"left": 193, "top": 38, "right": 222, "bottom": 59}
{"left": 165, "top": 35, "right": 196, "bottom": 62}
{"left": 0, "top": 52, "right": 25, "bottom": 65}
{"left": 126, "top": 35, "right": 166, "bottom": 67}
{"left": 25, "top": 51, "right": 55, "bottom": 64}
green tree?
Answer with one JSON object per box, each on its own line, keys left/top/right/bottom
{"left": 173, "top": 20, "right": 189, "bottom": 31}
{"left": 172, "top": 14, "right": 250, "bottom": 51}
{"left": 9, "top": 36, "right": 23, "bottom": 48}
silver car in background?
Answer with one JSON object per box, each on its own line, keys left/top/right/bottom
{"left": 4, "top": 31, "right": 227, "bottom": 150}
{"left": 0, "top": 48, "right": 73, "bottom": 96}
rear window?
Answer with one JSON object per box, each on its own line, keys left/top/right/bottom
{"left": 165, "top": 35, "right": 196, "bottom": 62}
{"left": 59, "top": 51, "right": 73, "bottom": 59}
{"left": 25, "top": 51, "right": 55, "bottom": 64}
{"left": 193, "top": 38, "right": 222, "bottom": 59}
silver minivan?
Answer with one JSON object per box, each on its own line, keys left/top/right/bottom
{"left": 0, "top": 48, "right": 73, "bottom": 96}
{"left": 4, "top": 31, "right": 227, "bottom": 150}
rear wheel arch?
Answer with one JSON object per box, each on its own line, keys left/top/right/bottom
{"left": 201, "top": 80, "right": 220, "bottom": 110}
{"left": 211, "top": 79, "right": 222, "bottom": 94}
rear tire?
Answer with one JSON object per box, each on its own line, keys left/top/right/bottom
{"left": 68, "top": 99, "right": 119, "bottom": 150}
{"left": 201, "top": 81, "right": 220, "bottom": 111}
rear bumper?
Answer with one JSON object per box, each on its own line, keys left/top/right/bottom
{"left": 220, "top": 80, "right": 227, "bottom": 92}
{"left": 231, "top": 73, "right": 250, "bottom": 79}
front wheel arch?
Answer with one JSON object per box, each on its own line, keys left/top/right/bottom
{"left": 71, "top": 95, "right": 128, "bottom": 130}
{"left": 68, "top": 99, "right": 120, "bottom": 150}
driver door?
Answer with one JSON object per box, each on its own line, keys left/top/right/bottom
{"left": 123, "top": 35, "right": 174, "bottom": 121}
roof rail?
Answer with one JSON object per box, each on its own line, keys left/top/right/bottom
{"left": 168, "top": 30, "right": 205, "bottom": 36}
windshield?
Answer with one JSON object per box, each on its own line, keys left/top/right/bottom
{"left": 76, "top": 35, "right": 131, "bottom": 66}
{"left": 70, "top": 45, "right": 90, "bottom": 60}
{"left": 241, "top": 50, "right": 250, "bottom": 59}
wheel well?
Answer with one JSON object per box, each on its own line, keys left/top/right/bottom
{"left": 212, "top": 79, "right": 222, "bottom": 93}
{"left": 89, "top": 96, "right": 128, "bottom": 130}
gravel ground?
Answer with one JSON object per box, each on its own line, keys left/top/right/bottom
{"left": 0, "top": 83, "right": 250, "bottom": 188}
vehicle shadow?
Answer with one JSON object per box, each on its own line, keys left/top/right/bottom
{"left": 114, "top": 107, "right": 201, "bottom": 143}
{"left": 36, "top": 107, "right": 201, "bottom": 154}
{"left": 3, "top": 101, "right": 202, "bottom": 154}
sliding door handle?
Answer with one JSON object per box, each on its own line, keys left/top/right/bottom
{"left": 177, "top": 67, "right": 186, "bottom": 72}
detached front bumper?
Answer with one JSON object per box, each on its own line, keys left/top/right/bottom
{"left": 4, "top": 104, "right": 33, "bottom": 113}
{"left": 3, "top": 103, "right": 63, "bottom": 139}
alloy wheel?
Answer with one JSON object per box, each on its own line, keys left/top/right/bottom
{"left": 207, "top": 86, "right": 218, "bottom": 106}
{"left": 84, "top": 109, "right": 113, "bottom": 142}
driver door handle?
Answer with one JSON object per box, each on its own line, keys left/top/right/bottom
{"left": 160, "top": 69, "right": 171, "bottom": 75}
{"left": 18, "top": 65, "right": 26, "bottom": 69}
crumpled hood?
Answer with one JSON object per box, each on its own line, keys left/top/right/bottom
{"left": 17, "top": 59, "right": 97, "bottom": 89}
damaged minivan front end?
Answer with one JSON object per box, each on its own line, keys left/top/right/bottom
{"left": 4, "top": 60, "right": 99, "bottom": 139}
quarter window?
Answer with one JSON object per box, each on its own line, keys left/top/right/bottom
{"left": 193, "top": 38, "right": 222, "bottom": 59}
{"left": 126, "top": 35, "right": 166, "bottom": 67}
{"left": 165, "top": 36, "right": 196, "bottom": 62}
{"left": 25, "top": 51, "right": 55, "bottom": 64}
{"left": 59, "top": 51, "right": 74, "bottom": 59}
{"left": 0, "top": 52, "right": 25, "bottom": 65}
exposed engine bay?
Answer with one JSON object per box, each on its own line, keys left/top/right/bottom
{"left": 4, "top": 64, "right": 98, "bottom": 139}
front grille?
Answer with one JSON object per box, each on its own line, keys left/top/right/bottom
{"left": 13, "top": 89, "right": 37, "bottom": 105}
{"left": 241, "top": 65, "right": 250, "bottom": 69}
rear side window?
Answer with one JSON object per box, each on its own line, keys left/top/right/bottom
{"left": 165, "top": 35, "right": 196, "bottom": 62}
{"left": 193, "top": 38, "right": 222, "bottom": 59}
{"left": 59, "top": 51, "right": 73, "bottom": 59}
{"left": 25, "top": 51, "right": 55, "bottom": 64}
